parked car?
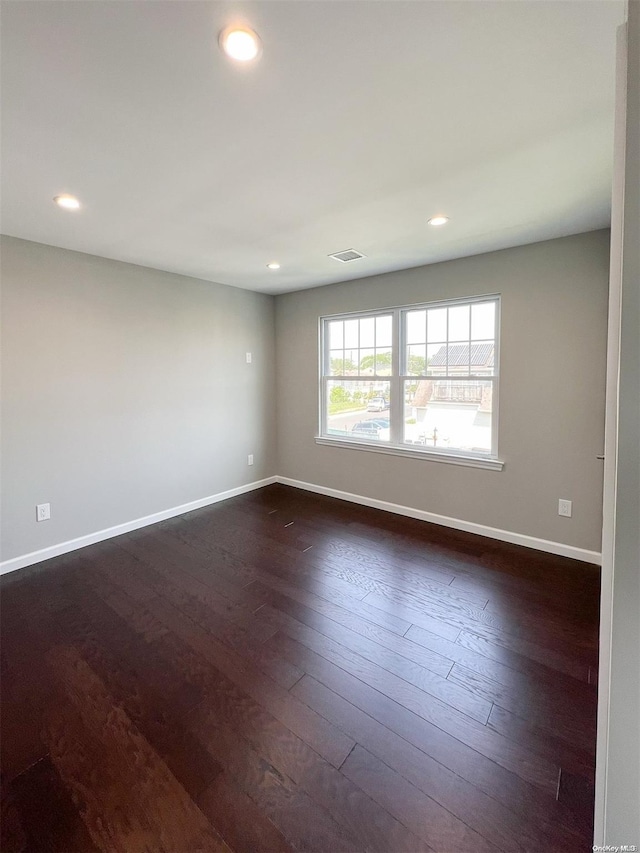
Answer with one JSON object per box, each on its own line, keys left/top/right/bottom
{"left": 368, "top": 418, "right": 390, "bottom": 429}
{"left": 351, "top": 421, "right": 390, "bottom": 441}
{"left": 367, "top": 396, "right": 390, "bottom": 412}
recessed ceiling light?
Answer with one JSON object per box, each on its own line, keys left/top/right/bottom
{"left": 266, "top": 262, "right": 280, "bottom": 270}
{"left": 53, "top": 194, "right": 81, "bottom": 210}
{"left": 219, "top": 26, "right": 262, "bottom": 62}
{"left": 428, "top": 215, "right": 449, "bottom": 226}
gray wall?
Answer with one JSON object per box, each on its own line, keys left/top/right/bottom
{"left": 0, "top": 236, "right": 276, "bottom": 563}
{"left": 276, "top": 230, "right": 610, "bottom": 553}
{"left": 1, "top": 230, "right": 611, "bottom": 564}
{"left": 605, "top": 2, "right": 640, "bottom": 844}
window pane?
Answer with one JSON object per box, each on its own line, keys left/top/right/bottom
{"left": 359, "top": 317, "right": 375, "bottom": 348}
{"left": 470, "top": 341, "right": 495, "bottom": 375}
{"left": 403, "top": 379, "right": 493, "bottom": 453}
{"left": 471, "top": 302, "right": 495, "bottom": 341}
{"left": 328, "top": 320, "right": 344, "bottom": 349}
{"left": 375, "top": 348, "right": 392, "bottom": 375}
{"left": 344, "top": 319, "right": 359, "bottom": 348}
{"left": 446, "top": 343, "right": 471, "bottom": 376}
{"left": 406, "top": 310, "right": 426, "bottom": 344}
{"left": 359, "top": 348, "right": 375, "bottom": 372}
{"left": 326, "top": 380, "right": 390, "bottom": 442}
{"left": 344, "top": 349, "right": 358, "bottom": 372}
{"left": 448, "top": 305, "right": 470, "bottom": 342}
{"left": 376, "top": 315, "right": 392, "bottom": 347}
{"left": 406, "top": 344, "right": 426, "bottom": 375}
{"left": 329, "top": 351, "right": 344, "bottom": 375}
{"left": 325, "top": 314, "right": 394, "bottom": 377}
{"left": 425, "top": 341, "right": 496, "bottom": 377}
{"left": 426, "top": 343, "right": 447, "bottom": 375}
{"left": 426, "top": 308, "right": 447, "bottom": 343}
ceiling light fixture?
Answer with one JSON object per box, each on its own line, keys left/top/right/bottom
{"left": 428, "top": 215, "right": 449, "bottom": 226}
{"left": 266, "top": 262, "right": 280, "bottom": 270}
{"left": 219, "top": 26, "right": 262, "bottom": 62}
{"left": 53, "top": 194, "right": 81, "bottom": 210}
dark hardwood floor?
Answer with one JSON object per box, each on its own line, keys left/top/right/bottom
{"left": 1, "top": 483, "right": 600, "bottom": 852}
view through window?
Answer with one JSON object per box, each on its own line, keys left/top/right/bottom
{"left": 321, "top": 295, "right": 499, "bottom": 459}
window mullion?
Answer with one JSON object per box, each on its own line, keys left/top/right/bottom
{"left": 390, "top": 309, "right": 403, "bottom": 445}
{"left": 319, "top": 321, "right": 326, "bottom": 437}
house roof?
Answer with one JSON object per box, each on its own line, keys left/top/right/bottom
{"left": 430, "top": 343, "right": 494, "bottom": 368}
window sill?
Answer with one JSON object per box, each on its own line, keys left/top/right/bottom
{"left": 314, "top": 436, "right": 504, "bottom": 471}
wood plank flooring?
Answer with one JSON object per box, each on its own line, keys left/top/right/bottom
{"left": 0, "top": 484, "right": 600, "bottom": 852}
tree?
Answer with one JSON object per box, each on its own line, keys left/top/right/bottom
{"left": 357, "top": 352, "right": 424, "bottom": 374}
{"left": 408, "top": 354, "right": 426, "bottom": 375}
{"left": 330, "top": 385, "right": 351, "bottom": 404}
{"left": 359, "top": 351, "right": 392, "bottom": 372}
{"left": 413, "top": 379, "right": 433, "bottom": 407}
{"left": 330, "top": 357, "right": 356, "bottom": 374}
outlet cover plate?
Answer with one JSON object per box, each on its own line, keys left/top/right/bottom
{"left": 558, "top": 499, "right": 572, "bottom": 518}
{"left": 36, "top": 502, "right": 51, "bottom": 522}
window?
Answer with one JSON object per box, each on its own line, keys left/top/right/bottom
{"left": 319, "top": 295, "right": 502, "bottom": 469}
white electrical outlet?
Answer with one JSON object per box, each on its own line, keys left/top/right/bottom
{"left": 246, "top": 352, "right": 252, "bottom": 364}
{"left": 36, "top": 502, "right": 51, "bottom": 522}
{"left": 248, "top": 454, "right": 254, "bottom": 466}
{"left": 558, "top": 499, "right": 572, "bottom": 518}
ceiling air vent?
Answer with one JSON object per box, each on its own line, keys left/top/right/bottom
{"left": 328, "top": 248, "right": 366, "bottom": 263}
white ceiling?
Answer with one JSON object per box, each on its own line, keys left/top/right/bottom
{"left": 0, "top": 1, "right": 624, "bottom": 295}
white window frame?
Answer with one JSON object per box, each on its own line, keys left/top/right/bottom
{"left": 316, "top": 294, "right": 504, "bottom": 471}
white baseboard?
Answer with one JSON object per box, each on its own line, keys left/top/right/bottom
{"left": 0, "top": 472, "right": 601, "bottom": 576}
{"left": 276, "top": 476, "right": 602, "bottom": 565}
{"left": 0, "top": 476, "right": 278, "bottom": 577}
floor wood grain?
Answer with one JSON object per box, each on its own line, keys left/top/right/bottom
{"left": 1, "top": 483, "right": 599, "bottom": 852}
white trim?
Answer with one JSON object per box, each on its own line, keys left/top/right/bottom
{"left": 314, "top": 436, "right": 504, "bottom": 471}
{"left": 594, "top": 20, "right": 629, "bottom": 847}
{"left": 0, "top": 476, "right": 278, "bottom": 577}
{"left": 319, "top": 292, "right": 501, "bottom": 322}
{"left": 276, "top": 476, "right": 601, "bottom": 564}
{"left": 0, "top": 470, "right": 601, "bottom": 579}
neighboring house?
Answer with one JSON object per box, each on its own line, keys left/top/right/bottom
{"left": 413, "top": 342, "right": 495, "bottom": 409}
{"left": 428, "top": 342, "right": 495, "bottom": 376}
